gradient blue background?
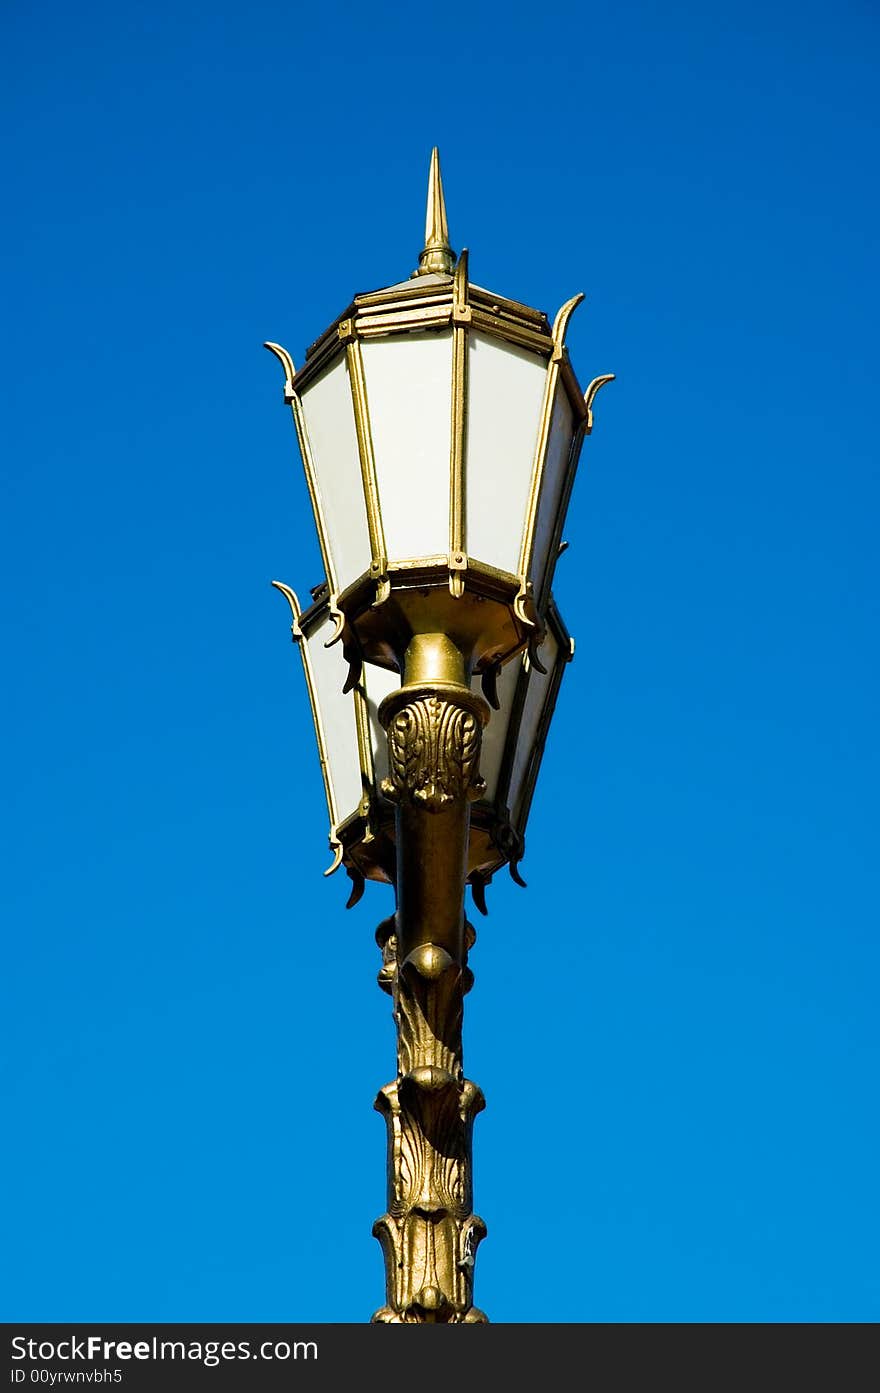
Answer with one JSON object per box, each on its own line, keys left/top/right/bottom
{"left": 3, "top": 0, "right": 877, "bottom": 1322}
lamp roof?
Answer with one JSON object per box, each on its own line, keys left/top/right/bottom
{"left": 293, "top": 150, "right": 573, "bottom": 388}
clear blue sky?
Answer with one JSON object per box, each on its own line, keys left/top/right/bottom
{"left": 2, "top": 0, "right": 877, "bottom": 1323}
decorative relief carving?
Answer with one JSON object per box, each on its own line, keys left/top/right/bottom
{"left": 396, "top": 945, "right": 463, "bottom": 1084}
{"left": 373, "top": 920, "right": 486, "bottom": 1324}
{"left": 374, "top": 677, "right": 489, "bottom": 1321}
{"left": 381, "top": 695, "right": 485, "bottom": 811}
{"left": 372, "top": 1209, "right": 487, "bottom": 1324}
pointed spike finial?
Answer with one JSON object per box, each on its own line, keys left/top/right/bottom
{"left": 414, "top": 146, "right": 456, "bottom": 277}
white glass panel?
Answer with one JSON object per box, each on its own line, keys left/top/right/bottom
{"left": 362, "top": 332, "right": 453, "bottom": 562}
{"left": 530, "top": 387, "right": 575, "bottom": 602}
{"left": 304, "top": 611, "right": 363, "bottom": 827}
{"left": 471, "top": 657, "right": 523, "bottom": 804}
{"left": 300, "top": 358, "right": 372, "bottom": 592}
{"left": 507, "top": 628, "right": 560, "bottom": 824}
{"left": 465, "top": 332, "right": 548, "bottom": 576}
{"left": 364, "top": 663, "right": 400, "bottom": 790}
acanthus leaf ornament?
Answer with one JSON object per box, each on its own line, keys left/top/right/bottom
{"left": 379, "top": 687, "right": 488, "bottom": 812}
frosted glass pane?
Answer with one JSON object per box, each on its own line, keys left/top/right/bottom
{"left": 300, "top": 358, "right": 372, "bottom": 592}
{"left": 305, "top": 612, "right": 363, "bottom": 827}
{"left": 465, "top": 332, "right": 547, "bottom": 576}
{"left": 364, "top": 663, "right": 400, "bottom": 789}
{"left": 362, "top": 333, "right": 452, "bottom": 561}
{"left": 530, "top": 388, "right": 575, "bottom": 602}
{"left": 471, "top": 657, "right": 523, "bottom": 804}
{"left": 508, "top": 628, "right": 560, "bottom": 823}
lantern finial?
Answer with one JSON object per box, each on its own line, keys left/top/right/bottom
{"left": 415, "top": 146, "right": 456, "bottom": 277}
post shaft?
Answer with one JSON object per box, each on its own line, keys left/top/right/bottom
{"left": 371, "top": 635, "right": 489, "bottom": 1323}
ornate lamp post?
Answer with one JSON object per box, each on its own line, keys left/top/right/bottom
{"left": 265, "top": 149, "right": 612, "bottom": 1323}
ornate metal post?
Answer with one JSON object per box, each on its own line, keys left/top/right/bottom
{"left": 372, "top": 634, "right": 489, "bottom": 1323}
{"left": 264, "top": 147, "right": 613, "bottom": 1323}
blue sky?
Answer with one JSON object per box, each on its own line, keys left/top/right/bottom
{"left": 2, "top": 0, "right": 878, "bottom": 1322}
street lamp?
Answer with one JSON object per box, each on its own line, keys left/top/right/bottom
{"left": 265, "top": 149, "right": 613, "bottom": 1323}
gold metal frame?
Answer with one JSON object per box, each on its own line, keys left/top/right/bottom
{"left": 471, "top": 596, "right": 573, "bottom": 893}
{"left": 506, "top": 599, "right": 574, "bottom": 858}
{"left": 274, "top": 589, "right": 397, "bottom": 889}
{"left": 276, "top": 276, "right": 607, "bottom": 670}
{"left": 534, "top": 419, "right": 585, "bottom": 620}
{"left": 534, "top": 371, "right": 615, "bottom": 617}
{"left": 263, "top": 342, "right": 349, "bottom": 646}
{"left": 269, "top": 581, "right": 348, "bottom": 875}
{"left": 344, "top": 334, "right": 390, "bottom": 606}
{"left": 514, "top": 293, "right": 583, "bottom": 630}
{"left": 448, "top": 250, "right": 469, "bottom": 598}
